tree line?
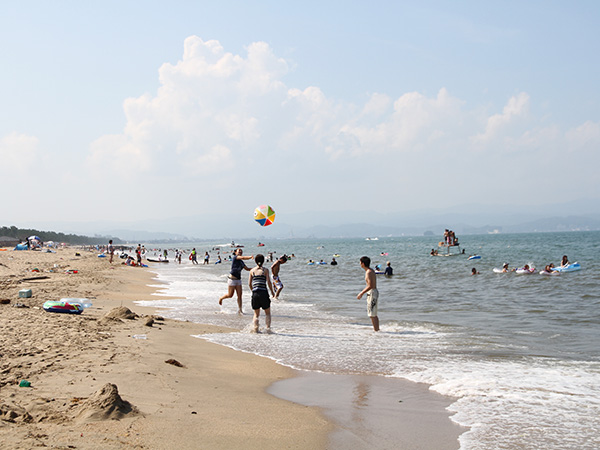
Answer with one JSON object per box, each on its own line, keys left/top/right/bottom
{"left": 0, "top": 225, "right": 124, "bottom": 245}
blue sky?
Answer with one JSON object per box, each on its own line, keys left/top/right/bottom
{"left": 1, "top": 1, "right": 599, "bottom": 229}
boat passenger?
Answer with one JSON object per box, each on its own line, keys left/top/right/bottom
{"left": 561, "top": 255, "right": 569, "bottom": 267}
{"left": 502, "top": 263, "right": 509, "bottom": 273}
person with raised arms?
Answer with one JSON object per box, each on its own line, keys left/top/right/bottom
{"left": 219, "top": 248, "right": 253, "bottom": 314}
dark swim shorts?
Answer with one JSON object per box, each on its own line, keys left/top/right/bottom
{"left": 251, "top": 290, "right": 271, "bottom": 310}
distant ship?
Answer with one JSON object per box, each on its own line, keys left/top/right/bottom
{"left": 488, "top": 229, "right": 501, "bottom": 235}
{"left": 365, "top": 237, "right": 379, "bottom": 241}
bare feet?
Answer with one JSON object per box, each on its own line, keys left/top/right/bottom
{"left": 218, "top": 298, "right": 224, "bottom": 306}
{"left": 266, "top": 327, "right": 273, "bottom": 334}
{"left": 237, "top": 309, "right": 244, "bottom": 315}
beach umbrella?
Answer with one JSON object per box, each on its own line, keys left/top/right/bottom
{"left": 254, "top": 204, "right": 276, "bottom": 227}
{"left": 28, "top": 235, "right": 41, "bottom": 241}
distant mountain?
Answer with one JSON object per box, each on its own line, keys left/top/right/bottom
{"left": 9, "top": 198, "right": 600, "bottom": 241}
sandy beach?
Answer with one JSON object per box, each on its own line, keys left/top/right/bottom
{"left": 0, "top": 247, "right": 464, "bottom": 449}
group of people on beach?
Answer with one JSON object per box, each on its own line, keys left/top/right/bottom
{"left": 217, "top": 249, "right": 380, "bottom": 332}
{"left": 217, "top": 249, "right": 289, "bottom": 333}
{"left": 108, "top": 240, "right": 382, "bottom": 332}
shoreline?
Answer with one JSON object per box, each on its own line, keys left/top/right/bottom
{"left": 141, "top": 259, "right": 467, "bottom": 450}
{"left": 1, "top": 248, "right": 465, "bottom": 449}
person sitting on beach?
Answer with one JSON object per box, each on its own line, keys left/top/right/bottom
{"left": 249, "top": 254, "right": 275, "bottom": 333}
{"left": 561, "top": 255, "right": 569, "bottom": 267}
{"left": 219, "top": 248, "right": 253, "bottom": 314}
{"left": 384, "top": 261, "right": 393, "bottom": 277}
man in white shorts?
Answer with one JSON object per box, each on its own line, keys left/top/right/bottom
{"left": 357, "top": 256, "right": 379, "bottom": 331}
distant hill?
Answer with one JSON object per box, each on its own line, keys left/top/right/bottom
{"left": 7, "top": 198, "right": 600, "bottom": 241}
{"left": 0, "top": 225, "right": 124, "bottom": 245}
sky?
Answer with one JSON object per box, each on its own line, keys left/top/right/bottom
{"left": 1, "top": 1, "right": 599, "bottom": 232}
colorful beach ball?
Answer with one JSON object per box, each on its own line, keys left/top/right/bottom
{"left": 254, "top": 205, "right": 276, "bottom": 227}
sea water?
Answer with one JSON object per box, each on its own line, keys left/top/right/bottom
{"left": 137, "top": 231, "right": 600, "bottom": 450}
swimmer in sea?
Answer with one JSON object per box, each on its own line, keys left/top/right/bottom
{"left": 384, "top": 261, "right": 393, "bottom": 276}
{"left": 471, "top": 268, "right": 479, "bottom": 275}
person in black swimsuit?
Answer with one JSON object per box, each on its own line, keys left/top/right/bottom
{"left": 248, "top": 254, "right": 275, "bottom": 333}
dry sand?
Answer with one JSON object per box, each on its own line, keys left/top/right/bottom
{"left": 0, "top": 247, "right": 465, "bottom": 449}
{"left": 0, "top": 248, "right": 329, "bottom": 449}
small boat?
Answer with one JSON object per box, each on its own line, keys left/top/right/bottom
{"left": 468, "top": 255, "right": 481, "bottom": 260}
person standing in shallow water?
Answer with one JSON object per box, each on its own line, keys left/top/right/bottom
{"left": 248, "top": 254, "right": 275, "bottom": 333}
{"left": 357, "top": 256, "right": 380, "bottom": 332}
{"left": 270, "top": 254, "right": 287, "bottom": 299}
{"left": 219, "top": 248, "right": 253, "bottom": 314}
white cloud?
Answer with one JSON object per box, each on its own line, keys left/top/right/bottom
{"left": 85, "top": 37, "right": 599, "bottom": 213}
{"left": 333, "top": 88, "right": 465, "bottom": 157}
{"left": 472, "top": 92, "right": 530, "bottom": 146}
{"left": 565, "top": 120, "right": 600, "bottom": 152}
{"left": 88, "top": 36, "right": 290, "bottom": 178}
{"left": 0, "top": 132, "right": 39, "bottom": 167}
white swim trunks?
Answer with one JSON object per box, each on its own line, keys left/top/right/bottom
{"left": 366, "top": 288, "right": 379, "bottom": 317}
{"left": 227, "top": 276, "right": 242, "bottom": 287}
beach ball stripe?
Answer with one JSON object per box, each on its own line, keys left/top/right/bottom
{"left": 254, "top": 204, "right": 276, "bottom": 227}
